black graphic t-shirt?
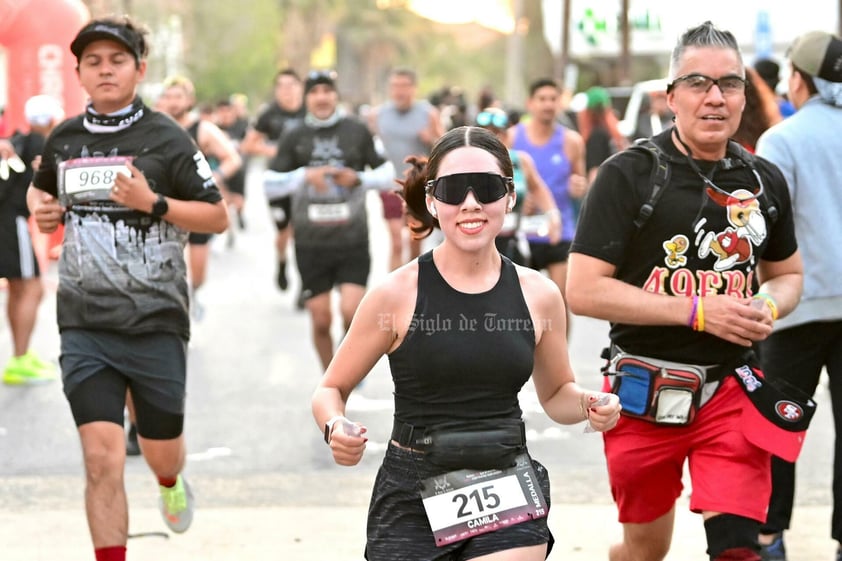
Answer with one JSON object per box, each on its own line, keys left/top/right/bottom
{"left": 571, "top": 130, "right": 798, "bottom": 364}
{"left": 0, "top": 131, "right": 45, "bottom": 215}
{"left": 269, "top": 117, "right": 385, "bottom": 249}
{"left": 33, "top": 105, "right": 223, "bottom": 340}
{"left": 253, "top": 102, "right": 305, "bottom": 142}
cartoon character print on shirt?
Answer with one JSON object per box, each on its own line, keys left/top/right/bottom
{"left": 308, "top": 134, "right": 348, "bottom": 202}
{"left": 662, "top": 235, "right": 690, "bottom": 268}
{"left": 696, "top": 188, "right": 767, "bottom": 272}
{"left": 311, "top": 135, "right": 344, "bottom": 168}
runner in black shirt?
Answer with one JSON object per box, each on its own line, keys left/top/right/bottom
{"left": 242, "top": 68, "right": 306, "bottom": 292}
{"left": 264, "top": 70, "right": 394, "bottom": 371}
{"left": 26, "top": 16, "right": 228, "bottom": 561}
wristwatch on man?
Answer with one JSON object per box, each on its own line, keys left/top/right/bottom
{"left": 151, "top": 193, "right": 169, "bottom": 217}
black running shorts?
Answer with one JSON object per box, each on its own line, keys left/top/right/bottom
{"left": 60, "top": 329, "right": 187, "bottom": 438}
{"left": 294, "top": 243, "right": 370, "bottom": 298}
{"left": 0, "top": 212, "right": 39, "bottom": 279}
{"left": 364, "top": 443, "right": 554, "bottom": 560}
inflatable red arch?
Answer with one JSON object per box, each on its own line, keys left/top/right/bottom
{"left": 1, "top": 0, "right": 89, "bottom": 135}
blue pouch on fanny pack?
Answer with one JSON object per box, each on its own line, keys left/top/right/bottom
{"left": 613, "top": 363, "right": 653, "bottom": 416}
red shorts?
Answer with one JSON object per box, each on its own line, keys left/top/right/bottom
{"left": 603, "top": 376, "right": 771, "bottom": 524}
{"left": 380, "top": 191, "right": 404, "bottom": 220}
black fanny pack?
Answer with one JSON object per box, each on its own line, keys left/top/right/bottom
{"left": 391, "top": 418, "right": 526, "bottom": 471}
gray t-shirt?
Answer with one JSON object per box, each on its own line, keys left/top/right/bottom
{"left": 376, "top": 100, "right": 433, "bottom": 177}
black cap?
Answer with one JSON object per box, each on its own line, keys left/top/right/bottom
{"left": 789, "top": 31, "right": 842, "bottom": 83}
{"left": 304, "top": 70, "right": 337, "bottom": 95}
{"left": 70, "top": 21, "right": 144, "bottom": 62}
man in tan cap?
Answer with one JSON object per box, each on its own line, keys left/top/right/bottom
{"left": 755, "top": 30, "right": 842, "bottom": 561}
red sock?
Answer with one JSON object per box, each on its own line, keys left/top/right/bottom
{"left": 158, "top": 476, "right": 177, "bottom": 487}
{"left": 95, "top": 546, "right": 126, "bottom": 561}
{"left": 713, "top": 547, "right": 761, "bottom": 561}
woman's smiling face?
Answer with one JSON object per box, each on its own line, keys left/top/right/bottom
{"left": 430, "top": 146, "right": 512, "bottom": 249}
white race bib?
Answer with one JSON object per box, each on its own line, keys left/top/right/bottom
{"left": 58, "top": 156, "right": 132, "bottom": 207}
{"left": 420, "top": 453, "right": 547, "bottom": 547}
{"left": 307, "top": 202, "right": 351, "bottom": 224}
{"left": 519, "top": 214, "right": 551, "bottom": 237}
{"left": 500, "top": 212, "right": 520, "bottom": 236}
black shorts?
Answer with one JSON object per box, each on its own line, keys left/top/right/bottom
{"left": 365, "top": 443, "right": 554, "bottom": 561}
{"left": 0, "top": 212, "right": 39, "bottom": 279}
{"left": 188, "top": 232, "right": 213, "bottom": 245}
{"left": 294, "top": 244, "right": 370, "bottom": 299}
{"left": 269, "top": 195, "right": 293, "bottom": 230}
{"left": 528, "top": 240, "right": 571, "bottom": 271}
{"left": 60, "top": 329, "right": 187, "bottom": 436}
{"left": 225, "top": 166, "right": 247, "bottom": 196}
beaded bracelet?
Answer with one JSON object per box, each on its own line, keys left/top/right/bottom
{"left": 693, "top": 297, "right": 705, "bottom": 331}
{"left": 687, "top": 295, "right": 699, "bottom": 328}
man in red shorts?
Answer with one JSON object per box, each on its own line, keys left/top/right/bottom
{"left": 567, "top": 21, "right": 807, "bottom": 561}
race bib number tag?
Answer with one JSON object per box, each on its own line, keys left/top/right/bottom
{"left": 59, "top": 156, "right": 133, "bottom": 207}
{"left": 420, "top": 453, "right": 547, "bottom": 547}
{"left": 519, "top": 214, "right": 551, "bottom": 238}
{"left": 500, "top": 212, "right": 520, "bottom": 236}
{"left": 308, "top": 202, "right": 351, "bottom": 224}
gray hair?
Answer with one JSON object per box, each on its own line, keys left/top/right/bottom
{"left": 669, "top": 21, "right": 744, "bottom": 80}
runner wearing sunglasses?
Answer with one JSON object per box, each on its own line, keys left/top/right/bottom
{"left": 568, "top": 21, "right": 804, "bottom": 561}
{"left": 313, "top": 125, "right": 620, "bottom": 560}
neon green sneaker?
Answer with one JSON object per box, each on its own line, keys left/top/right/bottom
{"left": 159, "top": 475, "right": 194, "bottom": 533}
{"left": 2, "top": 352, "right": 57, "bottom": 385}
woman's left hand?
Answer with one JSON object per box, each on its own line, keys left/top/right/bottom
{"left": 583, "top": 392, "right": 622, "bottom": 432}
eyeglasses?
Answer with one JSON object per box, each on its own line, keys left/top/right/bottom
{"left": 476, "top": 111, "right": 508, "bottom": 129}
{"left": 667, "top": 73, "right": 747, "bottom": 95}
{"left": 425, "top": 173, "right": 512, "bottom": 205}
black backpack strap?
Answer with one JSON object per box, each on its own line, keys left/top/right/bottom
{"left": 628, "top": 138, "right": 671, "bottom": 233}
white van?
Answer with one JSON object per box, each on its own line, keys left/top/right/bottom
{"left": 617, "top": 78, "right": 670, "bottom": 140}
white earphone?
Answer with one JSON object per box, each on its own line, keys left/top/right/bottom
{"left": 507, "top": 198, "right": 515, "bottom": 211}
{"left": 429, "top": 204, "right": 437, "bottom": 218}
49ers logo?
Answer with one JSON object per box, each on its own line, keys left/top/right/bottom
{"left": 775, "top": 400, "right": 804, "bottom": 422}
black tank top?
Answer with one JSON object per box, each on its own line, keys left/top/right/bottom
{"left": 388, "top": 251, "right": 535, "bottom": 427}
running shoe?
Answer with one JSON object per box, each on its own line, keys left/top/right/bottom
{"left": 296, "top": 288, "right": 312, "bottom": 310}
{"left": 158, "top": 475, "right": 194, "bottom": 533}
{"left": 277, "top": 260, "right": 289, "bottom": 291}
{"left": 759, "top": 532, "right": 787, "bottom": 561}
{"left": 2, "top": 352, "right": 57, "bottom": 385}
{"left": 190, "top": 291, "right": 205, "bottom": 322}
{"left": 126, "top": 423, "right": 141, "bottom": 456}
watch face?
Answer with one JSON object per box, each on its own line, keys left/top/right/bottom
{"left": 153, "top": 194, "right": 168, "bottom": 217}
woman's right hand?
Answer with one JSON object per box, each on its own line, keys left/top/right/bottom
{"left": 328, "top": 420, "right": 368, "bottom": 466}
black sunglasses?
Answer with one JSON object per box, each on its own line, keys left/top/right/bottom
{"left": 425, "top": 173, "right": 512, "bottom": 205}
